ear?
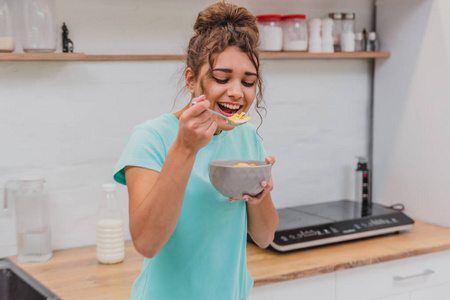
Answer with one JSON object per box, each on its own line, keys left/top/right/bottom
{"left": 185, "top": 68, "right": 196, "bottom": 94}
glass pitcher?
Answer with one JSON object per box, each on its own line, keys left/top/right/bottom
{"left": 3, "top": 177, "right": 52, "bottom": 262}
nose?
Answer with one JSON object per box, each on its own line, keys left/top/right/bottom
{"left": 227, "top": 81, "right": 243, "bottom": 99}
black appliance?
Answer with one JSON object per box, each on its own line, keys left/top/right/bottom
{"left": 270, "top": 199, "right": 414, "bottom": 252}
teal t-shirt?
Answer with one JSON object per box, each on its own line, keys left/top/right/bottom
{"left": 113, "top": 114, "right": 268, "bottom": 300}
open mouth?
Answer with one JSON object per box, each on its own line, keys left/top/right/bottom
{"left": 217, "top": 103, "right": 243, "bottom": 117}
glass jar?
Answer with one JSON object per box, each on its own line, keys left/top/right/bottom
{"left": 340, "top": 13, "right": 356, "bottom": 52}
{"left": 3, "top": 177, "right": 52, "bottom": 262}
{"left": 256, "top": 15, "right": 282, "bottom": 51}
{"left": 21, "top": 0, "right": 57, "bottom": 53}
{"left": 328, "top": 13, "right": 343, "bottom": 52}
{"left": 355, "top": 32, "right": 364, "bottom": 52}
{"left": 0, "top": 0, "right": 15, "bottom": 52}
{"left": 281, "top": 14, "right": 308, "bottom": 51}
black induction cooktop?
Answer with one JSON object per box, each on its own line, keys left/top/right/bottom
{"left": 270, "top": 199, "right": 414, "bottom": 252}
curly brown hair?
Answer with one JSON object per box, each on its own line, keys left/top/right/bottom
{"left": 185, "top": 1, "right": 266, "bottom": 127}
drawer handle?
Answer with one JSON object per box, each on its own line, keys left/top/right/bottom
{"left": 393, "top": 269, "right": 435, "bottom": 281}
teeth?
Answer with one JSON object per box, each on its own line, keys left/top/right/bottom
{"left": 220, "top": 103, "right": 240, "bottom": 110}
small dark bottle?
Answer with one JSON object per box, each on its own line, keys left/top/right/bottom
{"left": 361, "top": 28, "right": 368, "bottom": 52}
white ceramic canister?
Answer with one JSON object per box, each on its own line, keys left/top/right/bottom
{"left": 256, "top": 15, "right": 283, "bottom": 51}
{"left": 281, "top": 14, "right": 308, "bottom": 51}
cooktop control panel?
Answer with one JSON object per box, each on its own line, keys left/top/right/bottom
{"left": 270, "top": 200, "right": 415, "bottom": 252}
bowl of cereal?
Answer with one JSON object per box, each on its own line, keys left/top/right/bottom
{"left": 208, "top": 159, "right": 272, "bottom": 199}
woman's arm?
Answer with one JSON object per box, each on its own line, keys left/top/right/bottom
{"left": 125, "top": 96, "right": 217, "bottom": 258}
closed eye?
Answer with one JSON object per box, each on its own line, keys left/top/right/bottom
{"left": 212, "top": 76, "right": 255, "bottom": 87}
{"left": 242, "top": 81, "right": 256, "bottom": 87}
{"left": 212, "top": 76, "right": 228, "bottom": 84}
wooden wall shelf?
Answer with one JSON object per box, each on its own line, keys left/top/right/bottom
{"left": 0, "top": 51, "right": 390, "bottom": 61}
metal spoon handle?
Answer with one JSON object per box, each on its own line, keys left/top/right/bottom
{"left": 191, "top": 102, "right": 238, "bottom": 126}
{"left": 208, "top": 109, "right": 228, "bottom": 120}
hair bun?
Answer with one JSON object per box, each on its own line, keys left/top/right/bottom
{"left": 194, "top": 2, "right": 257, "bottom": 35}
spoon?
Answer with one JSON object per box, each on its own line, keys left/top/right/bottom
{"left": 191, "top": 101, "right": 250, "bottom": 126}
{"left": 208, "top": 109, "right": 250, "bottom": 126}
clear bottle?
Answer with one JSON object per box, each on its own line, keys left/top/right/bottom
{"left": 340, "top": 13, "right": 355, "bottom": 52}
{"left": 21, "top": 0, "right": 57, "bottom": 53}
{"left": 328, "top": 13, "right": 343, "bottom": 52}
{"left": 96, "top": 183, "right": 125, "bottom": 264}
{"left": 0, "top": 0, "right": 15, "bottom": 52}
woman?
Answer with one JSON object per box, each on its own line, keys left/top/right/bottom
{"left": 113, "top": 2, "right": 279, "bottom": 299}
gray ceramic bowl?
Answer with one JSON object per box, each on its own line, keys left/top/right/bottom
{"left": 208, "top": 159, "right": 272, "bottom": 199}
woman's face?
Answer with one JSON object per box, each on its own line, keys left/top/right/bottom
{"left": 189, "top": 46, "right": 258, "bottom": 133}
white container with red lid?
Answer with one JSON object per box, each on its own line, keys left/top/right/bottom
{"left": 281, "top": 14, "right": 308, "bottom": 51}
{"left": 256, "top": 15, "right": 283, "bottom": 51}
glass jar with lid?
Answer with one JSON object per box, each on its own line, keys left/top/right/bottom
{"left": 340, "top": 13, "right": 356, "bottom": 52}
{"left": 0, "top": 0, "right": 15, "bottom": 52}
{"left": 256, "top": 15, "right": 283, "bottom": 51}
{"left": 328, "top": 13, "right": 343, "bottom": 52}
{"left": 281, "top": 14, "right": 308, "bottom": 51}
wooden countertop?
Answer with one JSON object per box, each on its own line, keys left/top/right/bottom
{"left": 11, "top": 220, "right": 450, "bottom": 300}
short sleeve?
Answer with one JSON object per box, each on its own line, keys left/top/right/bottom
{"left": 113, "top": 127, "right": 166, "bottom": 185}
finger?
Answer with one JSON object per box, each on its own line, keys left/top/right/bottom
{"left": 229, "top": 195, "right": 252, "bottom": 202}
{"left": 188, "top": 100, "right": 210, "bottom": 117}
{"left": 205, "top": 118, "right": 218, "bottom": 135}
{"left": 261, "top": 178, "right": 274, "bottom": 192}
{"left": 190, "top": 94, "right": 206, "bottom": 106}
{"left": 242, "top": 195, "right": 263, "bottom": 205}
{"left": 265, "top": 156, "right": 276, "bottom": 165}
{"left": 197, "top": 109, "right": 213, "bottom": 125}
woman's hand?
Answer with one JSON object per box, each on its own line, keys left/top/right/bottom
{"left": 230, "top": 156, "right": 276, "bottom": 204}
{"left": 177, "top": 95, "right": 217, "bottom": 154}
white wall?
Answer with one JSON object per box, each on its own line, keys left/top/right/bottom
{"left": 374, "top": 0, "right": 450, "bottom": 227}
{"left": 0, "top": 0, "right": 374, "bottom": 256}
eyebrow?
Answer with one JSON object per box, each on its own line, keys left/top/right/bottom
{"left": 212, "top": 68, "right": 257, "bottom": 77}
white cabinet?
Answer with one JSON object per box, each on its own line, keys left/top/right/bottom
{"left": 250, "top": 251, "right": 450, "bottom": 300}
{"left": 410, "top": 282, "right": 450, "bottom": 300}
{"left": 248, "top": 273, "right": 334, "bottom": 300}
{"left": 335, "top": 251, "right": 450, "bottom": 300}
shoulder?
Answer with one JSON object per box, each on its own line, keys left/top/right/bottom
{"left": 126, "top": 114, "right": 178, "bottom": 150}
{"left": 130, "top": 114, "right": 178, "bottom": 141}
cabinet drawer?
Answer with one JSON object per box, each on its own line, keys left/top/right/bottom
{"left": 336, "top": 250, "right": 450, "bottom": 300}
{"left": 249, "top": 273, "right": 334, "bottom": 300}
{"left": 411, "top": 282, "right": 450, "bottom": 300}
